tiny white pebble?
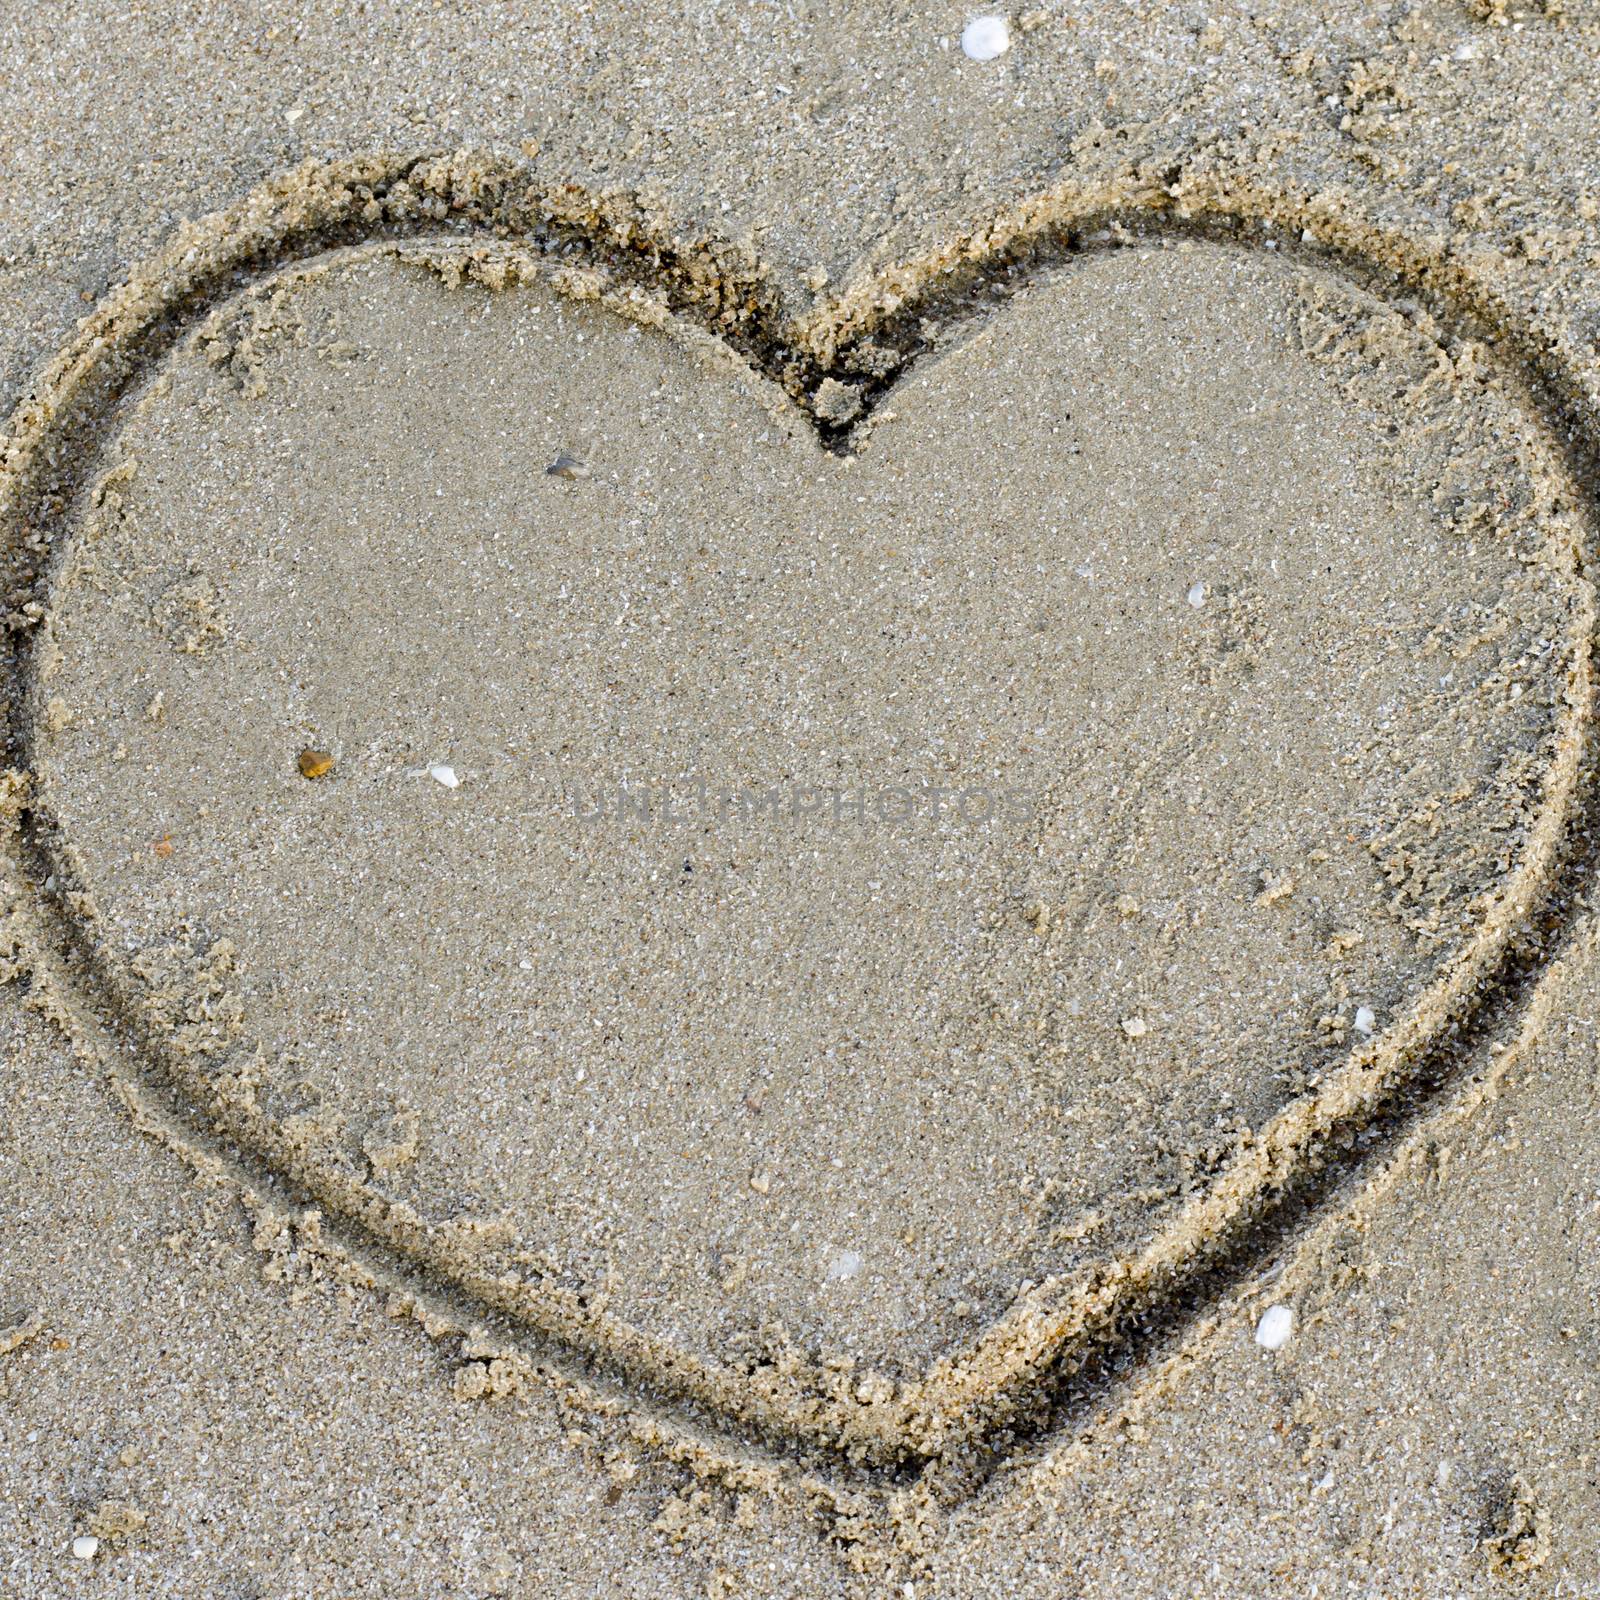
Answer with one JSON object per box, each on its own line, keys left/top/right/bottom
{"left": 1255, "top": 1303, "right": 1294, "bottom": 1350}
{"left": 518, "top": 958, "right": 533, "bottom": 970}
{"left": 826, "top": 1249, "right": 863, "bottom": 1281}
{"left": 1186, "top": 581, "right": 1209, "bottom": 608}
{"left": 428, "top": 764, "right": 460, "bottom": 788}
{"left": 1452, "top": 39, "right": 1479, "bottom": 60}
{"left": 71, "top": 1536, "right": 99, "bottom": 1561}
{"left": 1120, "top": 1015, "right": 1148, "bottom": 1039}
{"left": 961, "top": 15, "right": 1011, "bottom": 60}
{"left": 1354, "top": 1005, "right": 1376, "bottom": 1036}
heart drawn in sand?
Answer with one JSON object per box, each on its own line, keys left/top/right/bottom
{"left": 3, "top": 154, "right": 1595, "bottom": 1487}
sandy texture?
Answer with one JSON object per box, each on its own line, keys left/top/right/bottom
{"left": 3, "top": 3, "right": 1600, "bottom": 1597}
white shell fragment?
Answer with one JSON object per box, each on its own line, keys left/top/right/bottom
{"left": 1187, "top": 581, "right": 1209, "bottom": 607}
{"left": 546, "top": 450, "right": 590, "bottom": 480}
{"left": 826, "top": 1249, "right": 864, "bottom": 1281}
{"left": 961, "top": 16, "right": 1011, "bottom": 60}
{"left": 71, "top": 1536, "right": 100, "bottom": 1561}
{"left": 1354, "top": 1004, "right": 1376, "bottom": 1035}
{"left": 428, "top": 764, "right": 461, "bottom": 788}
{"left": 1255, "top": 1303, "right": 1295, "bottom": 1350}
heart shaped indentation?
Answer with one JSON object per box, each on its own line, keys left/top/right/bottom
{"left": 6, "top": 155, "right": 1594, "bottom": 1478}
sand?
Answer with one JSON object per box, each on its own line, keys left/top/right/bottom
{"left": 3, "top": 4, "right": 1600, "bottom": 1597}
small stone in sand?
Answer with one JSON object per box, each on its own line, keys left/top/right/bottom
{"left": 813, "top": 377, "right": 864, "bottom": 424}
{"left": 1255, "top": 1304, "right": 1294, "bottom": 1350}
{"left": 1354, "top": 1005, "right": 1376, "bottom": 1035}
{"left": 961, "top": 16, "right": 1011, "bottom": 60}
{"left": 297, "top": 748, "right": 334, "bottom": 780}
{"left": 1120, "top": 1015, "right": 1149, "bottom": 1039}
{"left": 429, "top": 764, "right": 460, "bottom": 788}
{"left": 71, "top": 1536, "right": 99, "bottom": 1561}
{"left": 1187, "top": 581, "right": 1209, "bottom": 607}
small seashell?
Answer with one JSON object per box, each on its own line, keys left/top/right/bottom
{"left": 961, "top": 16, "right": 1011, "bottom": 60}
{"left": 546, "top": 451, "right": 590, "bottom": 481}
{"left": 1255, "top": 1304, "right": 1294, "bottom": 1350}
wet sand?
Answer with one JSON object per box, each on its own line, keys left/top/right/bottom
{"left": 3, "top": 4, "right": 1600, "bottom": 1595}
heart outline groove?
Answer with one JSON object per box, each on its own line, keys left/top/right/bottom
{"left": 3, "top": 150, "right": 1598, "bottom": 1501}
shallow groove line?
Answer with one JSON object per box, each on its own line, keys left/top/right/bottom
{"left": 3, "top": 151, "right": 1599, "bottom": 1501}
